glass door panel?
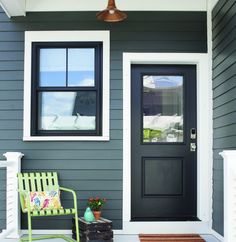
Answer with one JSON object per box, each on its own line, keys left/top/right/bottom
{"left": 142, "top": 75, "right": 183, "bottom": 143}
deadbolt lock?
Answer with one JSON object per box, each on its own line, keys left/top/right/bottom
{"left": 190, "top": 143, "right": 196, "bottom": 152}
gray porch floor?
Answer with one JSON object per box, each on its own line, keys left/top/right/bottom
{"left": 1, "top": 234, "right": 220, "bottom": 242}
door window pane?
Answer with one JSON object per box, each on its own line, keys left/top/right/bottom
{"left": 68, "top": 48, "right": 95, "bottom": 87}
{"left": 39, "top": 49, "right": 66, "bottom": 87}
{"left": 38, "top": 91, "right": 96, "bottom": 131}
{"left": 143, "top": 75, "right": 183, "bottom": 143}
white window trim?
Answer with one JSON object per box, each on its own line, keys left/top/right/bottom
{"left": 23, "top": 31, "right": 110, "bottom": 141}
{"left": 123, "top": 53, "right": 212, "bottom": 233}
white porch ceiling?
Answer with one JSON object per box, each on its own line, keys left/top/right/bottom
{"left": 0, "top": 0, "right": 25, "bottom": 17}
{"left": 26, "top": 0, "right": 207, "bottom": 12}
{"left": 0, "top": 0, "right": 219, "bottom": 18}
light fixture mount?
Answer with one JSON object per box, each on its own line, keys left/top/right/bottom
{"left": 96, "top": 0, "right": 127, "bottom": 22}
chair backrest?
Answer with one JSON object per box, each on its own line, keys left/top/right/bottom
{"left": 18, "top": 172, "right": 59, "bottom": 192}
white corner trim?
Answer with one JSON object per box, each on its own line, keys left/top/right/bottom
{"left": 209, "top": 0, "right": 219, "bottom": 11}
{"left": 207, "top": 0, "right": 214, "bottom": 231}
{"left": 211, "top": 229, "right": 224, "bottom": 242}
{"left": 122, "top": 53, "right": 212, "bottom": 233}
{"left": 0, "top": 0, "right": 25, "bottom": 17}
{"left": 23, "top": 30, "right": 110, "bottom": 141}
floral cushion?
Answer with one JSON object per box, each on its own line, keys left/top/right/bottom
{"left": 24, "top": 190, "right": 62, "bottom": 212}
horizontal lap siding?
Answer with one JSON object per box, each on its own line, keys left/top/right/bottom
{"left": 0, "top": 9, "right": 207, "bottom": 230}
{"left": 212, "top": 0, "right": 236, "bottom": 236}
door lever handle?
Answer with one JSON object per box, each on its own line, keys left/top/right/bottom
{"left": 190, "top": 143, "right": 196, "bottom": 152}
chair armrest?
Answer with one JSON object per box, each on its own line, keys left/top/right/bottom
{"left": 18, "top": 190, "right": 31, "bottom": 213}
{"left": 59, "top": 187, "right": 78, "bottom": 211}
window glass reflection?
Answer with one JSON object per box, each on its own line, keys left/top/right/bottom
{"left": 38, "top": 91, "right": 96, "bottom": 131}
{"left": 68, "top": 48, "right": 95, "bottom": 87}
{"left": 39, "top": 49, "right": 66, "bottom": 87}
{"left": 143, "top": 75, "right": 183, "bottom": 143}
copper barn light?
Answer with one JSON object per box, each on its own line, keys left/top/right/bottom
{"left": 96, "top": 0, "right": 127, "bottom": 22}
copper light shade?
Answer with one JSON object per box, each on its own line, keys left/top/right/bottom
{"left": 96, "top": 0, "right": 127, "bottom": 22}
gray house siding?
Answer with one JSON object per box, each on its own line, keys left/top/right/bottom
{"left": 0, "top": 9, "right": 207, "bottom": 230}
{"left": 212, "top": 0, "right": 236, "bottom": 236}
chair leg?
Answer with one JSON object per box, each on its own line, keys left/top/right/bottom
{"left": 74, "top": 212, "right": 80, "bottom": 242}
{"left": 27, "top": 211, "right": 32, "bottom": 242}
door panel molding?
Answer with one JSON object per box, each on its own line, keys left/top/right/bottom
{"left": 123, "top": 53, "right": 212, "bottom": 233}
{"left": 142, "top": 157, "right": 184, "bottom": 197}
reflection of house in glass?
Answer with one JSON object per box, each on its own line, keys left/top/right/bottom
{"left": 143, "top": 76, "right": 183, "bottom": 143}
{"left": 72, "top": 91, "right": 96, "bottom": 116}
{"left": 40, "top": 91, "right": 96, "bottom": 131}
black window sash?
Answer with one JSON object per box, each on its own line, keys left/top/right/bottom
{"left": 31, "top": 42, "right": 103, "bottom": 136}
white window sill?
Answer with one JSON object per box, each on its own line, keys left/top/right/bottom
{"left": 23, "top": 136, "right": 110, "bottom": 141}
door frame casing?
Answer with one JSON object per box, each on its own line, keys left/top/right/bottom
{"left": 123, "top": 53, "right": 212, "bottom": 233}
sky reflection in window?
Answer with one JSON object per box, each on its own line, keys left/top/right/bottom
{"left": 68, "top": 48, "right": 95, "bottom": 87}
{"left": 39, "top": 48, "right": 95, "bottom": 87}
{"left": 39, "top": 48, "right": 66, "bottom": 87}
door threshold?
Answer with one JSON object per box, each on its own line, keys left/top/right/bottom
{"left": 131, "top": 217, "right": 201, "bottom": 222}
{"left": 122, "top": 221, "right": 210, "bottom": 234}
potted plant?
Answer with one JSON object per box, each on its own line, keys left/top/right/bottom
{"left": 87, "top": 197, "right": 106, "bottom": 220}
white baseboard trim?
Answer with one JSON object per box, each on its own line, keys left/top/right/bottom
{"left": 21, "top": 230, "right": 72, "bottom": 235}
{"left": 21, "top": 229, "right": 123, "bottom": 235}
{"left": 211, "top": 229, "right": 224, "bottom": 241}
{"left": 21, "top": 229, "right": 221, "bottom": 238}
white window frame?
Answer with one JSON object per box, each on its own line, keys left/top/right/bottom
{"left": 23, "top": 31, "right": 110, "bottom": 141}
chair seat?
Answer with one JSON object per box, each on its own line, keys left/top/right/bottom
{"left": 30, "top": 208, "right": 76, "bottom": 217}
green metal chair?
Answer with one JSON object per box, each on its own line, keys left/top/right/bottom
{"left": 17, "top": 172, "right": 80, "bottom": 242}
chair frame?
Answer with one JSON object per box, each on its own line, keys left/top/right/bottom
{"left": 18, "top": 172, "right": 80, "bottom": 242}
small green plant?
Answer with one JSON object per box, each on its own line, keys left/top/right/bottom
{"left": 88, "top": 197, "right": 106, "bottom": 211}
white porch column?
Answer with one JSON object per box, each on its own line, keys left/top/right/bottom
{"left": 0, "top": 152, "right": 24, "bottom": 239}
{"left": 220, "top": 150, "right": 236, "bottom": 242}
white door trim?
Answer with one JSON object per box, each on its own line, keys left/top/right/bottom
{"left": 122, "top": 53, "right": 212, "bottom": 234}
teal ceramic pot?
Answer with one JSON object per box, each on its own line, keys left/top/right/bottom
{"left": 84, "top": 207, "right": 95, "bottom": 222}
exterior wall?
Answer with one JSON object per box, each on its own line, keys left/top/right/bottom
{"left": 0, "top": 9, "right": 207, "bottom": 230}
{"left": 212, "top": 0, "right": 236, "bottom": 236}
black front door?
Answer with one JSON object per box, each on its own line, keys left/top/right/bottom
{"left": 131, "top": 64, "right": 197, "bottom": 221}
